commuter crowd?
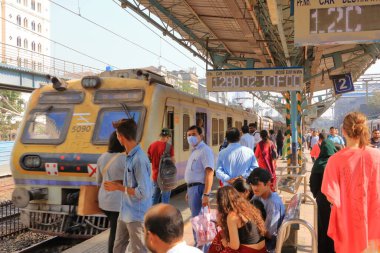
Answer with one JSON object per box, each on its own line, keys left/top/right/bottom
{"left": 95, "top": 112, "right": 380, "bottom": 253}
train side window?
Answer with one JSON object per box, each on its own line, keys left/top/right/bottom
{"left": 92, "top": 107, "right": 146, "bottom": 145}
{"left": 196, "top": 112, "right": 207, "bottom": 144}
{"left": 183, "top": 114, "right": 190, "bottom": 151}
{"left": 227, "top": 117, "right": 233, "bottom": 129}
{"left": 167, "top": 110, "right": 174, "bottom": 147}
{"left": 219, "top": 119, "right": 224, "bottom": 144}
{"left": 212, "top": 118, "right": 218, "bottom": 146}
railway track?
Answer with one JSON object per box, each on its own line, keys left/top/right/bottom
{"left": 18, "top": 236, "right": 85, "bottom": 253}
{"left": 0, "top": 200, "right": 27, "bottom": 239}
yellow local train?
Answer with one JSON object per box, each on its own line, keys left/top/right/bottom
{"left": 10, "top": 69, "right": 282, "bottom": 237}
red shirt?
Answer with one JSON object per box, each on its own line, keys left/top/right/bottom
{"left": 147, "top": 141, "right": 174, "bottom": 182}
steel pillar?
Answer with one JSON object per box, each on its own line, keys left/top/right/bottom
{"left": 290, "top": 91, "right": 298, "bottom": 165}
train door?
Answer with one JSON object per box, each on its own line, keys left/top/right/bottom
{"left": 196, "top": 112, "right": 207, "bottom": 143}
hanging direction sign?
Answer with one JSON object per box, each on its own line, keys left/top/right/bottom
{"left": 331, "top": 73, "right": 355, "bottom": 95}
{"left": 295, "top": 1, "right": 380, "bottom": 46}
{"left": 206, "top": 67, "right": 304, "bottom": 92}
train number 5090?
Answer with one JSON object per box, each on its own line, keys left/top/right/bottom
{"left": 71, "top": 126, "right": 91, "bottom": 132}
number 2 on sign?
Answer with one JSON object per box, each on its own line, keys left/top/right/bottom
{"left": 338, "top": 78, "right": 348, "bottom": 90}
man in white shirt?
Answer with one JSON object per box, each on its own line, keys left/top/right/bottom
{"left": 240, "top": 125, "right": 255, "bottom": 150}
{"left": 144, "top": 203, "right": 202, "bottom": 253}
{"left": 249, "top": 123, "right": 261, "bottom": 150}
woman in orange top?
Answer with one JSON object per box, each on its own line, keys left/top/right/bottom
{"left": 254, "top": 130, "right": 277, "bottom": 191}
{"left": 322, "top": 112, "right": 380, "bottom": 253}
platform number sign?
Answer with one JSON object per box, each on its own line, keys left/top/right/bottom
{"left": 332, "top": 74, "right": 354, "bottom": 95}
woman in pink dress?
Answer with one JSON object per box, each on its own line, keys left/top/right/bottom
{"left": 254, "top": 130, "right": 277, "bottom": 191}
{"left": 321, "top": 112, "right": 380, "bottom": 253}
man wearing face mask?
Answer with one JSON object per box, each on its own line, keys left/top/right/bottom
{"left": 184, "top": 125, "right": 215, "bottom": 249}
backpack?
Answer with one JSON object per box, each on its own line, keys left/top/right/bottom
{"left": 157, "top": 143, "right": 177, "bottom": 191}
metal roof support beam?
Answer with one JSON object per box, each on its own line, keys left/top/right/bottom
{"left": 305, "top": 49, "right": 372, "bottom": 83}
{"left": 224, "top": 0, "right": 269, "bottom": 67}
{"left": 119, "top": 0, "right": 213, "bottom": 66}
{"left": 145, "top": 0, "right": 205, "bottom": 47}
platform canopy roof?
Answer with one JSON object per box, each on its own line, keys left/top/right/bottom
{"left": 119, "top": 0, "right": 380, "bottom": 122}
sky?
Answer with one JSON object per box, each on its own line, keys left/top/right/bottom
{"left": 49, "top": 0, "right": 206, "bottom": 76}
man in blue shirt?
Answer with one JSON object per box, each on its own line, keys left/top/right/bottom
{"left": 327, "top": 127, "right": 345, "bottom": 148}
{"left": 104, "top": 119, "right": 153, "bottom": 253}
{"left": 247, "top": 168, "right": 285, "bottom": 253}
{"left": 184, "top": 125, "right": 214, "bottom": 250}
{"left": 216, "top": 127, "right": 258, "bottom": 186}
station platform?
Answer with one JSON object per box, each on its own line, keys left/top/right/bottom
{"left": 64, "top": 153, "right": 316, "bottom": 253}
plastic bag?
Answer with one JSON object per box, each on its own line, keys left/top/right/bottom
{"left": 190, "top": 207, "right": 218, "bottom": 246}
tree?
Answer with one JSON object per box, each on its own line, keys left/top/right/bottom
{"left": 0, "top": 90, "right": 25, "bottom": 140}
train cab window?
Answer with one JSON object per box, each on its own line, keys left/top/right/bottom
{"left": 92, "top": 107, "right": 145, "bottom": 144}
{"left": 212, "top": 118, "right": 218, "bottom": 146}
{"left": 21, "top": 108, "right": 72, "bottom": 144}
{"left": 183, "top": 114, "right": 190, "bottom": 151}
{"left": 219, "top": 119, "right": 224, "bottom": 144}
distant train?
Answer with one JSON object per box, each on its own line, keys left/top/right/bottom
{"left": 10, "top": 69, "right": 284, "bottom": 237}
{"left": 368, "top": 117, "right": 380, "bottom": 132}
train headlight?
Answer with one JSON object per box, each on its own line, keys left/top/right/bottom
{"left": 23, "top": 155, "right": 41, "bottom": 168}
{"left": 81, "top": 76, "right": 101, "bottom": 89}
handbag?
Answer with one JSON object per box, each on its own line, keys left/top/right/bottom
{"left": 190, "top": 207, "right": 218, "bottom": 246}
{"left": 77, "top": 153, "right": 122, "bottom": 216}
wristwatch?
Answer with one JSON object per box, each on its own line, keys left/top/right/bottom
{"left": 203, "top": 193, "right": 210, "bottom": 197}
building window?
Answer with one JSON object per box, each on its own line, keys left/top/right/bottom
{"left": 17, "top": 37, "right": 21, "bottom": 47}
{"left": 31, "top": 0, "right": 35, "bottom": 10}
{"left": 17, "top": 57, "right": 22, "bottom": 67}
{"left": 31, "top": 21, "right": 35, "bottom": 31}
{"left": 23, "top": 18, "right": 28, "bottom": 28}
{"left": 23, "top": 39, "right": 28, "bottom": 49}
{"left": 37, "top": 3, "right": 41, "bottom": 12}
{"left": 37, "top": 43, "right": 41, "bottom": 53}
{"left": 23, "top": 0, "right": 27, "bottom": 7}
{"left": 17, "top": 0, "right": 21, "bottom": 3}
{"left": 32, "top": 61, "right": 36, "bottom": 70}
{"left": 24, "top": 59, "right": 28, "bottom": 68}
{"left": 17, "top": 15, "right": 21, "bottom": 25}
{"left": 37, "top": 23, "right": 41, "bottom": 33}
{"left": 31, "top": 41, "right": 36, "bottom": 51}
{"left": 38, "top": 62, "right": 42, "bottom": 71}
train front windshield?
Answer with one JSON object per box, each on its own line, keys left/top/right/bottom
{"left": 21, "top": 108, "right": 71, "bottom": 144}
{"left": 92, "top": 108, "right": 144, "bottom": 144}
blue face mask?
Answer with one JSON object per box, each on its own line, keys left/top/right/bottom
{"left": 187, "top": 136, "right": 199, "bottom": 147}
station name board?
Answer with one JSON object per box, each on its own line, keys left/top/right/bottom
{"left": 295, "top": 1, "right": 380, "bottom": 46}
{"left": 206, "top": 68, "right": 304, "bottom": 92}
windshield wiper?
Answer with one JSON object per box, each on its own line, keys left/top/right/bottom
{"left": 121, "top": 103, "right": 135, "bottom": 120}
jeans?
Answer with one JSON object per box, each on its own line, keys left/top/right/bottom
{"left": 152, "top": 182, "right": 171, "bottom": 205}
{"left": 102, "top": 210, "right": 119, "bottom": 253}
{"left": 187, "top": 184, "right": 210, "bottom": 252}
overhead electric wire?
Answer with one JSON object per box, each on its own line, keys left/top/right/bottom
{"left": 110, "top": 0, "right": 205, "bottom": 70}
{"left": 48, "top": 0, "right": 187, "bottom": 70}
{"left": 0, "top": 16, "right": 118, "bottom": 69}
